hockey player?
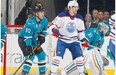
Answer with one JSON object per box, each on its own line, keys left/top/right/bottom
{"left": 49, "top": 0, "right": 89, "bottom": 75}
{"left": 18, "top": 6, "right": 48, "bottom": 75}
{"left": 108, "top": 14, "right": 115, "bottom": 64}
{"left": 83, "top": 22, "right": 109, "bottom": 75}
{"left": 1, "top": 22, "right": 7, "bottom": 48}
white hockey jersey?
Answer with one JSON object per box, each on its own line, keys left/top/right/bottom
{"left": 109, "top": 14, "right": 116, "bottom": 45}
{"left": 50, "top": 11, "right": 86, "bottom": 43}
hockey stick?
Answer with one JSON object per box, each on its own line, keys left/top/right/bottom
{"left": 13, "top": 46, "right": 40, "bottom": 75}
{"left": 57, "top": 34, "right": 106, "bottom": 51}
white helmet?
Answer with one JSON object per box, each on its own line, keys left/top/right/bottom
{"left": 67, "top": 0, "right": 79, "bottom": 8}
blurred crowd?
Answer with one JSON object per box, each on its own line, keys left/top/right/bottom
{"left": 84, "top": 9, "right": 115, "bottom": 29}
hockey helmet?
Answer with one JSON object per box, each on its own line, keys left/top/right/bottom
{"left": 67, "top": 0, "right": 79, "bottom": 8}
{"left": 33, "top": 6, "right": 44, "bottom": 13}
{"left": 98, "top": 22, "right": 109, "bottom": 35}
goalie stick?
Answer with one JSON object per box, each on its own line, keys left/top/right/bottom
{"left": 13, "top": 46, "right": 41, "bottom": 75}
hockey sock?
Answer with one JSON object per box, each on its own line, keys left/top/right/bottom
{"left": 51, "top": 56, "right": 62, "bottom": 73}
{"left": 22, "top": 60, "right": 32, "bottom": 73}
{"left": 38, "top": 61, "right": 46, "bottom": 74}
{"left": 64, "top": 57, "right": 84, "bottom": 75}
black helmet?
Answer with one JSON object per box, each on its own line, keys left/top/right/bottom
{"left": 33, "top": 6, "right": 44, "bottom": 13}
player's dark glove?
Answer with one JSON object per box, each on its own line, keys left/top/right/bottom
{"left": 38, "top": 34, "right": 45, "bottom": 45}
{"left": 81, "top": 38, "right": 89, "bottom": 48}
{"left": 26, "top": 46, "right": 34, "bottom": 58}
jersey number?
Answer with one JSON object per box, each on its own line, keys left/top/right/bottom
{"left": 88, "top": 33, "right": 93, "bottom": 37}
{"left": 26, "top": 28, "right": 31, "bottom": 33}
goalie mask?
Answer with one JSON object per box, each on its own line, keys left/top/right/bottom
{"left": 98, "top": 22, "right": 109, "bottom": 35}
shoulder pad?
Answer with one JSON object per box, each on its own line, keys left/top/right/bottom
{"left": 41, "top": 17, "right": 48, "bottom": 22}
{"left": 93, "top": 28, "right": 99, "bottom": 34}
{"left": 26, "top": 17, "right": 36, "bottom": 25}
{"left": 76, "top": 14, "right": 84, "bottom": 20}
{"left": 58, "top": 11, "right": 69, "bottom": 17}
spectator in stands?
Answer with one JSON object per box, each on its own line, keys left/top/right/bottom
{"left": 35, "top": 1, "right": 43, "bottom": 7}
{"left": 98, "top": 10, "right": 104, "bottom": 21}
{"left": 103, "top": 10, "right": 110, "bottom": 23}
{"left": 90, "top": 9, "right": 102, "bottom": 28}
{"left": 84, "top": 13, "right": 92, "bottom": 29}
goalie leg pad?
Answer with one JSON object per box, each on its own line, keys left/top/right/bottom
{"left": 90, "top": 49, "right": 106, "bottom": 75}
{"left": 101, "top": 55, "right": 109, "bottom": 66}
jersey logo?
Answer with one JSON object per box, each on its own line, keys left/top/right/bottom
{"left": 66, "top": 22, "right": 76, "bottom": 33}
{"left": 28, "top": 21, "right": 34, "bottom": 25}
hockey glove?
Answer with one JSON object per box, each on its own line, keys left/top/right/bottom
{"left": 82, "top": 42, "right": 89, "bottom": 47}
{"left": 52, "top": 27, "right": 59, "bottom": 38}
{"left": 38, "top": 34, "right": 45, "bottom": 45}
{"left": 26, "top": 46, "right": 34, "bottom": 58}
{"left": 81, "top": 38, "right": 89, "bottom": 47}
